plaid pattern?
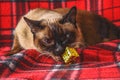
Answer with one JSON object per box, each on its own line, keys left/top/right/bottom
{"left": 0, "top": 40, "right": 120, "bottom": 79}
{"left": 0, "top": 0, "right": 120, "bottom": 79}
{"left": 0, "top": 0, "right": 120, "bottom": 48}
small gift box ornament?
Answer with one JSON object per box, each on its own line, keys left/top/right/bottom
{"left": 62, "top": 47, "right": 80, "bottom": 64}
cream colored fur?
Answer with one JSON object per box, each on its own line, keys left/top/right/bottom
{"left": 14, "top": 8, "right": 64, "bottom": 52}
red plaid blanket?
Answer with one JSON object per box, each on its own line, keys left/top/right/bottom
{"left": 0, "top": 0, "right": 120, "bottom": 79}
{"left": 1, "top": 40, "right": 120, "bottom": 79}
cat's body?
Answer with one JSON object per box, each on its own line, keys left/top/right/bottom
{"left": 54, "top": 8, "right": 119, "bottom": 44}
{"left": 8, "top": 7, "right": 119, "bottom": 61}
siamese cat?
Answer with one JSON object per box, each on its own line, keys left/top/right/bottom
{"left": 7, "top": 6, "right": 120, "bottom": 61}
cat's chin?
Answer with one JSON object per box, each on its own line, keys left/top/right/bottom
{"left": 38, "top": 51, "right": 62, "bottom": 62}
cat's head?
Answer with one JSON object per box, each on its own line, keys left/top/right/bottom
{"left": 24, "top": 6, "right": 85, "bottom": 56}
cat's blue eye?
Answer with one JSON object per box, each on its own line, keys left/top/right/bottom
{"left": 44, "top": 38, "right": 52, "bottom": 44}
{"left": 66, "top": 33, "right": 71, "bottom": 38}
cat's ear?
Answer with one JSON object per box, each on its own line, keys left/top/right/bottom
{"left": 60, "top": 6, "right": 77, "bottom": 26}
{"left": 24, "top": 17, "right": 42, "bottom": 33}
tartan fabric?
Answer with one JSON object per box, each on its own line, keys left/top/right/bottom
{"left": 0, "top": 0, "right": 120, "bottom": 48}
{"left": 0, "top": 0, "right": 120, "bottom": 79}
{"left": 0, "top": 40, "right": 120, "bottom": 79}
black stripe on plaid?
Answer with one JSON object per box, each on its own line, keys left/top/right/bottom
{"left": 16, "top": 2, "right": 26, "bottom": 22}
{"left": 10, "top": 1, "right": 14, "bottom": 48}
{"left": 112, "top": 0, "right": 114, "bottom": 21}
{"left": 52, "top": 0, "right": 62, "bottom": 8}
{"left": 61, "top": 64, "right": 82, "bottom": 79}
{"left": 90, "top": 0, "right": 98, "bottom": 13}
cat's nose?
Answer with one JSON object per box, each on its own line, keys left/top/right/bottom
{"left": 54, "top": 46, "right": 65, "bottom": 56}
